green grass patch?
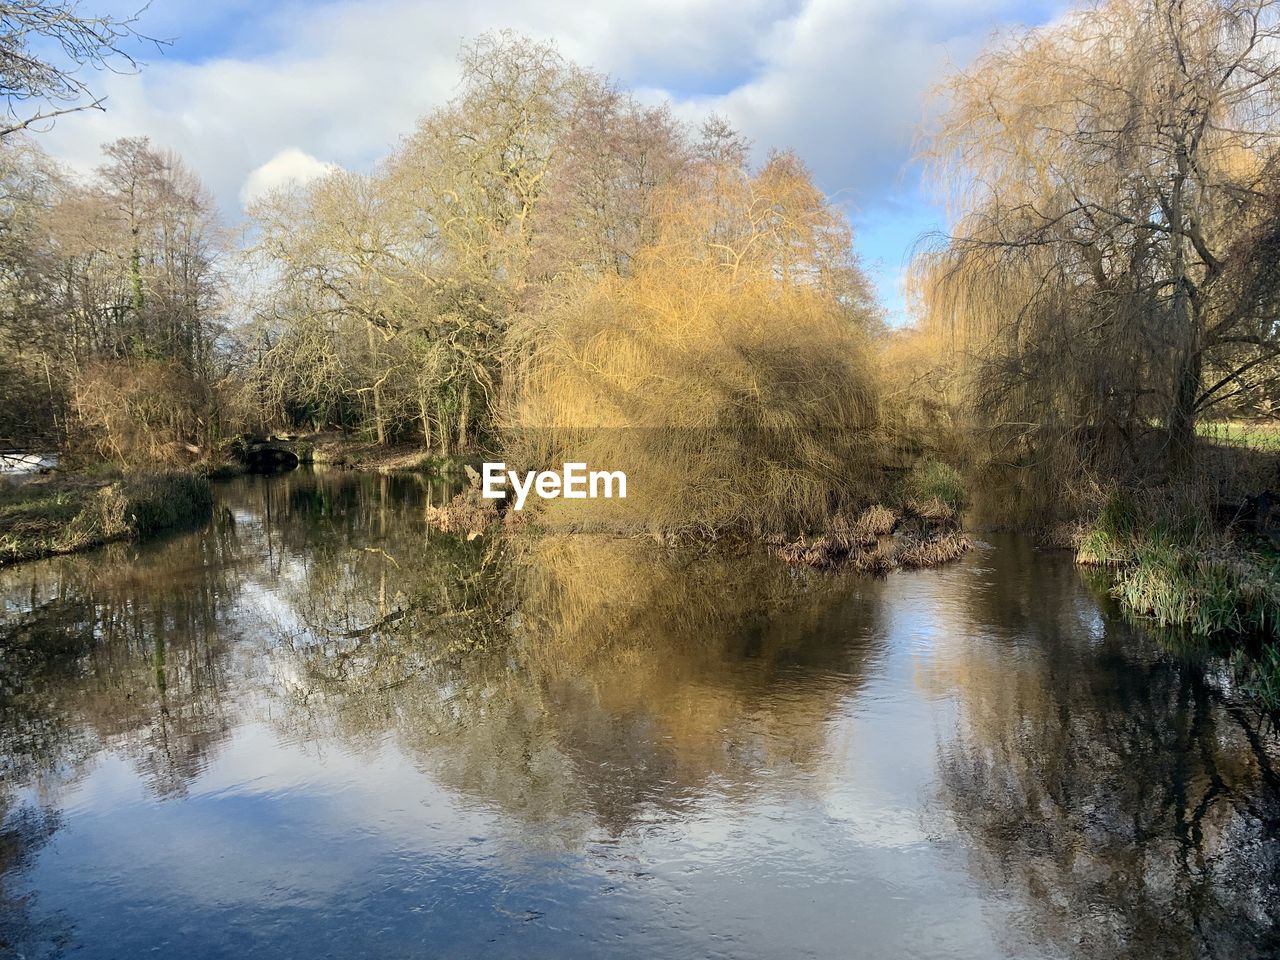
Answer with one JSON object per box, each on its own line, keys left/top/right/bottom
{"left": 1235, "top": 644, "right": 1280, "bottom": 711}
{"left": 0, "top": 471, "right": 213, "bottom": 566}
{"left": 899, "top": 458, "right": 969, "bottom": 515}
{"left": 1112, "top": 537, "right": 1280, "bottom": 637}
{"left": 1077, "top": 488, "right": 1280, "bottom": 639}
{"left": 1197, "top": 419, "right": 1280, "bottom": 452}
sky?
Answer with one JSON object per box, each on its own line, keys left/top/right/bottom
{"left": 32, "top": 0, "right": 1068, "bottom": 323}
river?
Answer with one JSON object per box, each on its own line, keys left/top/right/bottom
{"left": 0, "top": 469, "right": 1276, "bottom": 959}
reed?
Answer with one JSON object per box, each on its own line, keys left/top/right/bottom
{"left": 1077, "top": 487, "right": 1280, "bottom": 639}
{"left": 1236, "top": 644, "right": 1280, "bottom": 711}
{"left": 899, "top": 458, "right": 968, "bottom": 516}
{"left": 856, "top": 504, "right": 898, "bottom": 537}
{"left": 896, "top": 532, "right": 974, "bottom": 569}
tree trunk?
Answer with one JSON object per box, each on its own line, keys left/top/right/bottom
{"left": 129, "top": 235, "right": 145, "bottom": 357}
{"left": 1166, "top": 151, "right": 1199, "bottom": 470}
{"left": 372, "top": 377, "right": 387, "bottom": 446}
{"left": 418, "top": 390, "right": 433, "bottom": 450}
{"left": 368, "top": 326, "right": 388, "bottom": 445}
{"left": 1169, "top": 347, "right": 1201, "bottom": 467}
{"left": 436, "top": 395, "right": 451, "bottom": 457}
{"left": 457, "top": 380, "right": 472, "bottom": 451}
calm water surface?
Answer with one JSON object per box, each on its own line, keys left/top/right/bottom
{"left": 1, "top": 470, "right": 1277, "bottom": 959}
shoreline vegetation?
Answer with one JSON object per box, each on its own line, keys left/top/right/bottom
{"left": 422, "top": 454, "right": 975, "bottom": 575}
{"left": 1, "top": 13, "right": 1278, "bottom": 690}
{"left": 0, "top": 471, "right": 212, "bottom": 566}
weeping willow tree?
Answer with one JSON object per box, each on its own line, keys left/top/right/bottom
{"left": 505, "top": 149, "right": 883, "bottom": 535}
{"left": 913, "top": 0, "right": 1280, "bottom": 480}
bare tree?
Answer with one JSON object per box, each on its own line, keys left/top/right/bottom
{"left": 914, "top": 0, "right": 1280, "bottom": 471}
{"left": 0, "top": 2, "right": 160, "bottom": 138}
{"left": 0, "top": 135, "right": 225, "bottom": 458}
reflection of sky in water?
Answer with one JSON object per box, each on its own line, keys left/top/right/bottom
{"left": 1, "top": 472, "right": 1275, "bottom": 960}
{"left": 19, "top": 678, "right": 1023, "bottom": 959}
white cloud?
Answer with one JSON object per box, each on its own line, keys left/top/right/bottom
{"left": 31, "top": 0, "right": 1068, "bottom": 262}
{"left": 239, "top": 148, "right": 338, "bottom": 207}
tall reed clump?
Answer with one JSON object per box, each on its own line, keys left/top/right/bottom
{"left": 1235, "top": 643, "right": 1280, "bottom": 711}
{"left": 899, "top": 458, "right": 968, "bottom": 516}
{"left": 1076, "top": 487, "right": 1280, "bottom": 639}
{"left": 113, "top": 471, "right": 215, "bottom": 536}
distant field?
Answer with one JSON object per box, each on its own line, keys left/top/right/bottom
{"left": 1198, "top": 420, "right": 1280, "bottom": 451}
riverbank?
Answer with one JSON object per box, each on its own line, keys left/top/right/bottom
{"left": 422, "top": 456, "right": 976, "bottom": 574}
{"left": 1062, "top": 447, "right": 1280, "bottom": 705}
{"left": 216, "top": 431, "right": 482, "bottom": 477}
{"left": 1069, "top": 440, "right": 1280, "bottom": 636}
{"left": 1077, "top": 492, "right": 1279, "bottom": 633}
{"left": 0, "top": 429, "right": 484, "bottom": 568}
{"left": 0, "top": 471, "right": 213, "bottom": 566}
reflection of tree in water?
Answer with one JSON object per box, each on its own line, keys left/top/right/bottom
{"left": 0, "top": 518, "right": 243, "bottom": 799}
{"left": 0, "top": 578, "right": 93, "bottom": 960}
{"left": 0, "top": 467, "right": 960, "bottom": 953}
{"left": 216, "top": 468, "right": 458, "bottom": 579}
{"left": 927, "top": 539, "right": 1280, "bottom": 960}
{"left": 17, "top": 474, "right": 1276, "bottom": 958}
{"left": 0, "top": 800, "right": 69, "bottom": 959}
{"left": 0, "top": 511, "right": 246, "bottom": 957}
{"left": 263, "top": 527, "right": 884, "bottom": 840}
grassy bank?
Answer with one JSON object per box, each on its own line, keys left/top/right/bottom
{"left": 0, "top": 471, "right": 213, "bottom": 566}
{"left": 1073, "top": 486, "right": 1280, "bottom": 706}
{"left": 1063, "top": 479, "right": 1280, "bottom": 713}
{"left": 1076, "top": 489, "right": 1280, "bottom": 636}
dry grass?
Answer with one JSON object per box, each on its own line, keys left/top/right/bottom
{"left": 847, "top": 541, "right": 898, "bottom": 575}
{"left": 906, "top": 495, "right": 958, "bottom": 527}
{"left": 896, "top": 532, "right": 974, "bottom": 569}
{"left": 825, "top": 513, "right": 874, "bottom": 551}
{"left": 856, "top": 504, "right": 898, "bottom": 537}
{"left": 425, "top": 487, "right": 500, "bottom": 535}
{"left": 72, "top": 360, "right": 211, "bottom": 467}
{"left": 770, "top": 503, "right": 971, "bottom": 574}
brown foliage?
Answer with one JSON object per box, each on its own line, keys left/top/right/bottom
{"left": 506, "top": 154, "right": 883, "bottom": 536}
{"left": 771, "top": 504, "right": 971, "bottom": 574}
{"left": 425, "top": 487, "right": 500, "bottom": 535}
{"left": 71, "top": 360, "right": 209, "bottom": 466}
{"left": 912, "top": 0, "right": 1280, "bottom": 489}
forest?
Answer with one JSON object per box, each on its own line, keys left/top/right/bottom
{"left": 0, "top": 0, "right": 1278, "bottom": 643}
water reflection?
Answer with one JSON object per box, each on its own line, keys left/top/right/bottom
{"left": 265, "top": 529, "right": 885, "bottom": 838}
{"left": 1, "top": 524, "right": 242, "bottom": 798}
{"left": 0, "top": 471, "right": 1275, "bottom": 959}
{"left": 923, "top": 538, "right": 1280, "bottom": 959}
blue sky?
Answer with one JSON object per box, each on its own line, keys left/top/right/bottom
{"left": 39, "top": 0, "right": 1067, "bottom": 323}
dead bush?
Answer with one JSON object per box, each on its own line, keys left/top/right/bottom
{"left": 72, "top": 360, "right": 210, "bottom": 467}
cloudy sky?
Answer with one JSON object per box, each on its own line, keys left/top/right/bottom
{"left": 34, "top": 0, "right": 1067, "bottom": 321}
